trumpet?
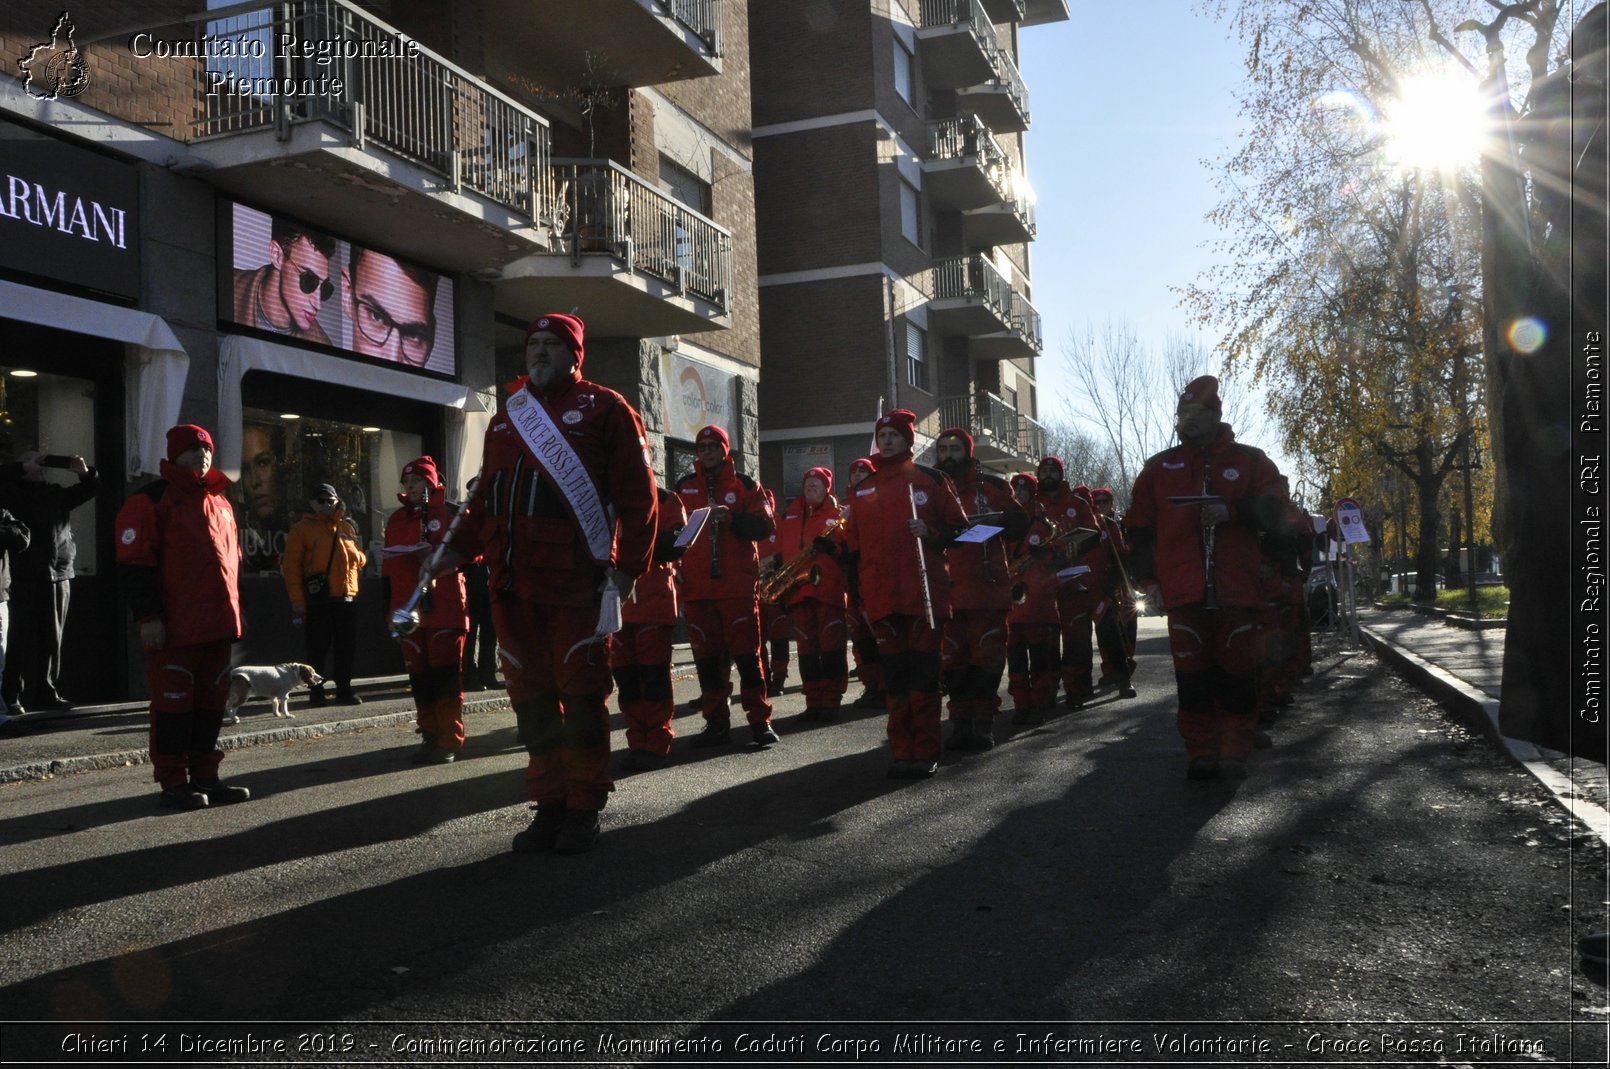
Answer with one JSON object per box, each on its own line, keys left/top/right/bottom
{"left": 758, "top": 513, "right": 846, "bottom": 603}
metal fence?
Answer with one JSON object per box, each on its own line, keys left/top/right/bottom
{"left": 552, "top": 160, "right": 733, "bottom": 309}
{"left": 1006, "top": 290, "right": 1044, "bottom": 353}
{"left": 658, "top": 0, "right": 723, "bottom": 52}
{"left": 931, "top": 390, "right": 1045, "bottom": 460}
{"left": 194, "top": 0, "right": 551, "bottom": 219}
{"left": 919, "top": 0, "right": 1002, "bottom": 53}
{"left": 932, "top": 254, "right": 1014, "bottom": 320}
{"left": 926, "top": 115, "right": 1010, "bottom": 177}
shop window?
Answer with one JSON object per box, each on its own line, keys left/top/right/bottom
{"left": 0, "top": 368, "right": 98, "bottom": 576}
{"left": 667, "top": 440, "right": 700, "bottom": 489}
{"left": 235, "top": 405, "right": 420, "bottom": 574}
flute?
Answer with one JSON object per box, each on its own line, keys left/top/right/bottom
{"left": 391, "top": 467, "right": 481, "bottom": 638}
{"left": 908, "top": 482, "right": 936, "bottom": 630}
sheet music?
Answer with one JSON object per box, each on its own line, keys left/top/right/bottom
{"left": 675, "top": 507, "right": 712, "bottom": 549}
{"left": 954, "top": 523, "right": 1004, "bottom": 544}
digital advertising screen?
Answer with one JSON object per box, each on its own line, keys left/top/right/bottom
{"left": 223, "top": 201, "right": 456, "bottom": 377}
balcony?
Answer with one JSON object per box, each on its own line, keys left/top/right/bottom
{"left": 916, "top": 0, "right": 1001, "bottom": 90}
{"left": 961, "top": 181, "right": 1036, "bottom": 247}
{"left": 957, "top": 46, "right": 1031, "bottom": 132}
{"left": 479, "top": 0, "right": 722, "bottom": 85}
{"left": 927, "top": 390, "right": 1046, "bottom": 465}
{"left": 485, "top": 160, "right": 733, "bottom": 337}
{"left": 1022, "top": 0, "right": 1074, "bottom": 26}
{"left": 977, "top": 0, "right": 1028, "bottom": 21}
{"left": 928, "top": 257, "right": 1041, "bottom": 359}
{"left": 181, "top": 0, "right": 552, "bottom": 271}
{"left": 923, "top": 116, "right": 1013, "bottom": 211}
{"left": 971, "top": 290, "right": 1044, "bottom": 359}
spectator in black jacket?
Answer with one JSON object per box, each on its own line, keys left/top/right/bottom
{"left": 0, "top": 504, "right": 30, "bottom": 724}
{"left": 0, "top": 452, "right": 98, "bottom": 713}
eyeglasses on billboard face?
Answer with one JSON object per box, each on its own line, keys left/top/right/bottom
{"left": 354, "top": 296, "right": 433, "bottom": 364}
{"left": 297, "top": 268, "right": 335, "bottom": 302}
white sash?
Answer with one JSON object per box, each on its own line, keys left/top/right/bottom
{"left": 504, "top": 389, "right": 614, "bottom": 565}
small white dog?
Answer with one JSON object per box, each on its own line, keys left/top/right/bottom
{"left": 223, "top": 663, "right": 324, "bottom": 725}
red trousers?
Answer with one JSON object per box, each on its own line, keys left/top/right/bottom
{"left": 610, "top": 621, "right": 677, "bottom": 755}
{"left": 1164, "top": 605, "right": 1263, "bottom": 760}
{"left": 145, "top": 640, "right": 233, "bottom": 789}
{"left": 761, "top": 600, "right": 791, "bottom": 683}
{"left": 942, "top": 607, "right": 1009, "bottom": 722}
{"left": 1056, "top": 586, "right": 1097, "bottom": 698}
{"left": 492, "top": 598, "right": 613, "bottom": 810}
{"left": 684, "top": 597, "right": 772, "bottom": 728}
{"left": 1006, "top": 622, "right": 1061, "bottom": 713}
{"left": 848, "top": 606, "right": 883, "bottom": 695}
{"left": 872, "top": 614, "right": 943, "bottom": 762}
{"left": 788, "top": 599, "right": 849, "bottom": 709}
{"left": 399, "top": 627, "right": 467, "bottom": 751}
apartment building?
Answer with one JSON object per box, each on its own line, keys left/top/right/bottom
{"left": 749, "top": 0, "right": 1066, "bottom": 495}
{"left": 0, "top": 0, "right": 756, "bottom": 700}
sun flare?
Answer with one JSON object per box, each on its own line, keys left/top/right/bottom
{"left": 1380, "top": 71, "right": 1491, "bottom": 173}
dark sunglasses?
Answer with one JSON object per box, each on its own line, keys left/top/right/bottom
{"left": 297, "top": 269, "right": 334, "bottom": 302}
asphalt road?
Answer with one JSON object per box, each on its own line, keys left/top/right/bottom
{"left": 0, "top": 618, "right": 1605, "bottom": 1066}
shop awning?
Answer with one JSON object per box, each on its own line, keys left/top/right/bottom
{"left": 218, "top": 335, "right": 493, "bottom": 495}
{"left": 0, "top": 279, "right": 190, "bottom": 480}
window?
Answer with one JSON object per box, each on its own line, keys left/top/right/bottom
{"left": 893, "top": 37, "right": 915, "bottom": 106}
{"left": 1004, "top": 385, "right": 1019, "bottom": 411}
{"left": 906, "top": 322, "right": 929, "bottom": 391}
{"left": 659, "top": 155, "right": 712, "bottom": 216}
{"left": 900, "top": 178, "right": 921, "bottom": 247}
{"left": 0, "top": 367, "right": 99, "bottom": 576}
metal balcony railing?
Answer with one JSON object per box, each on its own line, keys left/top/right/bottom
{"left": 930, "top": 390, "right": 1045, "bottom": 460}
{"left": 920, "top": 0, "right": 1002, "bottom": 53}
{"left": 194, "top": 0, "right": 552, "bottom": 219}
{"left": 656, "top": 0, "right": 723, "bottom": 52}
{"left": 932, "top": 254, "right": 1014, "bottom": 320}
{"left": 926, "top": 115, "right": 1011, "bottom": 183}
{"left": 1006, "top": 291, "right": 1044, "bottom": 352}
{"left": 980, "top": 46, "right": 1031, "bottom": 124}
{"left": 548, "top": 160, "right": 733, "bottom": 309}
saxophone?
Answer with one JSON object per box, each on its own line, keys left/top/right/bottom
{"left": 758, "top": 511, "right": 846, "bottom": 603}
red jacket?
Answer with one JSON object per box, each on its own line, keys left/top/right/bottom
{"left": 116, "top": 461, "right": 242, "bottom": 647}
{"left": 1006, "top": 513, "right": 1061, "bottom": 627}
{"left": 842, "top": 457, "right": 967, "bottom": 623}
{"left": 623, "top": 487, "right": 687, "bottom": 626}
{"left": 773, "top": 493, "right": 848, "bottom": 609}
{"left": 1125, "top": 424, "right": 1287, "bottom": 611}
{"left": 674, "top": 458, "right": 774, "bottom": 602}
{"left": 382, "top": 488, "right": 469, "bottom": 630}
{"left": 945, "top": 463, "right": 1025, "bottom": 612}
{"left": 457, "top": 375, "right": 657, "bottom": 608}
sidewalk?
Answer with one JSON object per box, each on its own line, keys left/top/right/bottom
{"left": 0, "top": 644, "right": 702, "bottom": 784}
{"left": 1356, "top": 605, "right": 1610, "bottom": 844}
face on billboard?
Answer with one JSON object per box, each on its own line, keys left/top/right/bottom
{"left": 225, "top": 202, "right": 454, "bottom": 376}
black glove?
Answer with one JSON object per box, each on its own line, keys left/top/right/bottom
{"left": 813, "top": 536, "right": 838, "bottom": 556}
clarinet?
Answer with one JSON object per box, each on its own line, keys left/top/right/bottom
{"left": 1201, "top": 467, "right": 1218, "bottom": 611}
{"left": 708, "top": 484, "right": 723, "bottom": 580}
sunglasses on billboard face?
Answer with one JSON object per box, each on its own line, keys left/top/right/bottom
{"left": 298, "top": 268, "right": 335, "bottom": 302}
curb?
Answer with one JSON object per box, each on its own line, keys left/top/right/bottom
{"left": 1361, "top": 626, "right": 1610, "bottom": 846}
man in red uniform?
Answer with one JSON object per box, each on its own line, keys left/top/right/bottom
{"left": 1125, "top": 375, "right": 1288, "bottom": 780}
{"left": 116, "top": 425, "right": 249, "bottom": 809}
{"left": 770, "top": 467, "right": 849, "bottom": 721}
{"left": 1005, "top": 473, "right": 1062, "bottom": 723}
{"left": 1091, "top": 486, "right": 1139, "bottom": 695}
{"left": 382, "top": 456, "right": 470, "bottom": 765}
{"left": 675, "top": 424, "right": 778, "bottom": 747}
{"left": 1033, "top": 458, "right": 1105, "bottom": 708}
{"left": 451, "top": 313, "right": 658, "bottom": 852}
{"left": 843, "top": 457, "right": 884, "bottom": 709}
{"left": 934, "top": 428, "right": 1026, "bottom": 751}
{"left": 840, "top": 410, "right": 967, "bottom": 778}
{"left": 611, "top": 484, "right": 688, "bottom": 771}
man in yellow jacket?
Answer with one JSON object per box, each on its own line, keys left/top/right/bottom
{"left": 282, "top": 483, "right": 367, "bottom": 705}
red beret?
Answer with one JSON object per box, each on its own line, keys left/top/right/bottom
{"left": 849, "top": 457, "right": 877, "bottom": 478}
{"left": 526, "top": 313, "right": 586, "bottom": 367}
{"left": 1179, "top": 374, "right": 1221, "bottom": 411}
{"left": 937, "top": 426, "right": 974, "bottom": 456}
{"left": 1010, "top": 472, "right": 1038, "bottom": 493}
{"left": 401, "top": 455, "right": 441, "bottom": 488}
{"left": 1092, "top": 486, "right": 1114, "bottom": 499}
{"left": 1037, "top": 456, "right": 1064, "bottom": 475}
{"left": 875, "top": 409, "right": 917, "bottom": 447}
{"left": 695, "top": 425, "right": 730, "bottom": 456}
{"left": 166, "top": 424, "right": 214, "bottom": 462}
{"left": 803, "top": 466, "right": 833, "bottom": 493}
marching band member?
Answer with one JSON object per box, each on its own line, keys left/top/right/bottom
{"left": 770, "top": 467, "right": 849, "bottom": 721}
{"left": 1126, "top": 375, "right": 1287, "bottom": 781}
{"left": 611, "top": 483, "right": 688, "bottom": 771}
{"left": 758, "top": 488, "right": 792, "bottom": 694}
{"left": 675, "top": 425, "right": 779, "bottom": 748}
{"left": 382, "top": 456, "right": 470, "bottom": 765}
{"left": 1005, "top": 473, "right": 1062, "bottom": 723}
{"left": 933, "top": 428, "right": 1026, "bottom": 751}
{"left": 451, "top": 313, "right": 658, "bottom": 852}
{"left": 1033, "top": 459, "right": 1105, "bottom": 708}
{"left": 1091, "top": 486, "right": 1139, "bottom": 694}
{"left": 843, "top": 457, "right": 885, "bottom": 709}
{"left": 839, "top": 410, "right": 967, "bottom": 778}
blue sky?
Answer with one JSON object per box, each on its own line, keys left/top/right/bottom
{"left": 1019, "top": 7, "right": 1264, "bottom": 449}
